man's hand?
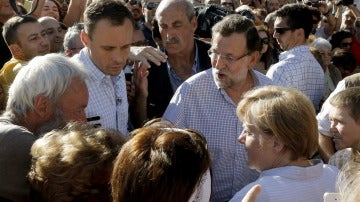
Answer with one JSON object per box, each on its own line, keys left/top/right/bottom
{"left": 129, "top": 46, "right": 167, "bottom": 67}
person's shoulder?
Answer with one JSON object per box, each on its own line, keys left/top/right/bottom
{"left": 0, "top": 119, "right": 34, "bottom": 144}
{"left": 252, "top": 70, "right": 273, "bottom": 85}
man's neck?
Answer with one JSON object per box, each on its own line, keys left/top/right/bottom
{"left": 224, "top": 71, "right": 254, "bottom": 104}
{"left": 167, "top": 43, "right": 196, "bottom": 80}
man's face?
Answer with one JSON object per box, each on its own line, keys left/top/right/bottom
{"left": 16, "top": 22, "right": 50, "bottom": 60}
{"left": 40, "top": 18, "right": 64, "bottom": 53}
{"left": 0, "top": 0, "right": 15, "bottom": 21}
{"left": 41, "top": 0, "right": 60, "bottom": 21}
{"left": 35, "top": 77, "right": 88, "bottom": 135}
{"left": 82, "top": 18, "right": 133, "bottom": 76}
{"left": 330, "top": 106, "right": 360, "bottom": 150}
{"left": 266, "top": 0, "right": 279, "bottom": 13}
{"left": 341, "top": 10, "right": 355, "bottom": 31}
{"left": 273, "top": 16, "right": 297, "bottom": 51}
{"left": 220, "top": 0, "right": 234, "bottom": 11}
{"left": 210, "top": 32, "right": 254, "bottom": 90}
{"left": 58, "top": 77, "right": 89, "bottom": 123}
{"left": 156, "top": 4, "right": 197, "bottom": 55}
{"left": 126, "top": 0, "right": 143, "bottom": 21}
{"left": 143, "top": 0, "right": 161, "bottom": 24}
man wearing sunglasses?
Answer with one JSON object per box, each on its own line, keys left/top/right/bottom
{"left": 266, "top": 3, "right": 324, "bottom": 111}
{"left": 139, "top": 0, "right": 161, "bottom": 47}
{"left": 125, "top": 0, "right": 144, "bottom": 22}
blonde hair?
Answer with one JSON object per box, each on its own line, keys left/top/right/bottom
{"left": 237, "top": 86, "right": 318, "bottom": 160}
{"left": 28, "top": 123, "right": 127, "bottom": 202}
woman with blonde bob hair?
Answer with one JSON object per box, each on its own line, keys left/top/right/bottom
{"left": 111, "top": 125, "right": 211, "bottom": 202}
{"left": 230, "top": 86, "right": 339, "bottom": 202}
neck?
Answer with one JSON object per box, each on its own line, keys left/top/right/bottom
{"left": 167, "top": 46, "right": 195, "bottom": 80}
{"left": 224, "top": 71, "right": 254, "bottom": 104}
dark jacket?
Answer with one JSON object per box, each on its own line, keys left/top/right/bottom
{"left": 147, "top": 38, "right": 211, "bottom": 119}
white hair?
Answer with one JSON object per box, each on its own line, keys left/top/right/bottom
{"left": 311, "top": 37, "right": 332, "bottom": 50}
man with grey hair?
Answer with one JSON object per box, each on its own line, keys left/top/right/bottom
{"left": 163, "top": 14, "right": 272, "bottom": 201}
{"left": 63, "top": 23, "right": 84, "bottom": 57}
{"left": 132, "top": 0, "right": 211, "bottom": 127}
{"left": 0, "top": 53, "right": 89, "bottom": 201}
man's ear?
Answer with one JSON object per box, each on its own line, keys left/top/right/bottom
{"left": 248, "top": 51, "right": 260, "bottom": 69}
{"left": 191, "top": 16, "right": 198, "bottom": 33}
{"left": 81, "top": 30, "right": 90, "bottom": 47}
{"left": 8, "top": 43, "right": 25, "bottom": 59}
{"left": 33, "top": 94, "right": 53, "bottom": 120}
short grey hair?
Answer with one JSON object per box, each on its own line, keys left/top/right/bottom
{"left": 311, "top": 37, "right": 332, "bottom": 50}
{"left": 63, "top": 24, "right": 82, "bottom": 51}
{"left": 155, "top": 0, "right": 195, "bottom": 22}
{"left": 7, "top": 53, "right": 88, "bottom": 118}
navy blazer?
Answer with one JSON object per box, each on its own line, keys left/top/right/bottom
{"left": 147, "top": 38, "right": 212, "bottom": 119}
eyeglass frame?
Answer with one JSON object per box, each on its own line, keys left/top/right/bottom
{"left": 340, "top": 42, "right": 352, "bottom": 48}
{"left": 207, "top": 50, "right": 249, "bottom": 64}
{"left": 145, "top": 2, "right": 160, "bottom": 10}
{"left": 274, "top": 27, "right": 293, "bottom": 35}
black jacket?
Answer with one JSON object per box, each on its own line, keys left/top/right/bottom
{"left": 147, "top": 38, "right": 211, "bottom": 119}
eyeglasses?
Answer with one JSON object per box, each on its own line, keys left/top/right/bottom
{"left": 340, "top": 42, "right": 352, "bottom": 48}
{"left": 274, "top": 27, "right": 292, "bottom": 35}
{"left": 146, "top": 2, "right": 160, "bottom": 9}
{"left": 261, "top": 38, "right": 269, "bottom": 44}
{"left": 221, "top": 2, "right": 234, "bottom": 6}
{"left": 208, "top": 50, "right": 249, "bottom": 64}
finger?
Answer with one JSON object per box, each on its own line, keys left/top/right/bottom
{"left": 242, "top": 184, "right": 262, "bottom": 202}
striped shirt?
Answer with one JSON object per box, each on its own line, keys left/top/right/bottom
{"left": 163, "top": 68, "right": 272, "bottom": 201}
{"left": 73, "top": 48, "right": 128, "bottom": 135}
{"left": 267, "top": 45, "right": 324, "bottom": 110}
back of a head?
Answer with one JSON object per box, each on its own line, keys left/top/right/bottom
{"left": 274, "top": 3, "right": 313, "bottom": 39}
{"left": 83, "top": 0, "right": 134, "bottom": 39}
{"left": 63, "top": 24, "right": 83, "bottom": 55}
{"left": 311, "top": 37, "right": 332, "bottom": 50}
{"left": 6, "top": 53, "right": 88, "bottom": 118}
{"left": 111, "top": 126, "right": 210, "bottom": 202}
{"left": 2, "top": 15, "right": 38, "bottom": 46}
{"left": 330, "top": 87, "right": 360, "bottom": 124}
{"left": 28, "top": 122, "right": 127, "bottom": 201}
{"left": 211, "top": 14, "right": 262, "bottom": 53}
{"left": 237, "top": 86, "right": 318, "bottom": 160}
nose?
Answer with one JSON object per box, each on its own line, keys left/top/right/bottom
{"left": 238, "top": 132, "right": 246, "bottom": 144}
{"left": 212, "top": 55, "right": 227, "bottom": 70}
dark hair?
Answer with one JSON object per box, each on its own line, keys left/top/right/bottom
{"left": 111, "top": 126, "right": 210, "bottom": 202}
{"left": 84, "top": 0, "right": 135, "bottom": 39}
{"left": 332, "top": 50, "right": 356, "bottom": 74}
{"left": 2, "top": 15, "right": 39, "bottom": 46}
{"left": 212, "top": 14, "right": 262, "bottom": 53}
{"left": 275, "top": 3, "right": 313, "bottom": 39}
{"left": 330, "top": 30, "right": 353, "bottom": 50}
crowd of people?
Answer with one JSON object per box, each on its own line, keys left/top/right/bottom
{"left": 0, "top": 0, "right": 360, "bottom": 201}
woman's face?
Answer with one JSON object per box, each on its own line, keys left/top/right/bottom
{"left": 238, "top": 122, "right": 277, "bottom": 172}
{"left": 258, "top": 31, "right": 269, "bottom": 54}
{"left": 41, "top": 0, "right": 60, "bottom": 21}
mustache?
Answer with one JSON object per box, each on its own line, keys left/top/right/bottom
{"left": 165, "top": 38, "right": 180, "bottom": 44}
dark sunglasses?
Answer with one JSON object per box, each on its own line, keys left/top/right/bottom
{"left": 221, "top": 2, "right": 234, "bottom": 6}
{"left": 129, "top": 0, "right": 140, "bottom": 5}
{"left": 146, "top": 2, "right": 160, "bottom": 9}
{"left": 340, "top": 42, "right": 352, "bottom": 47}
{"left": 274, "top": 27, "right": 292, "bottom": 35}
{"left": 57, "top": 0, "right": 71, "bottom": 3}
{"left": 261, "top": 38, "right": 269, "bottom": 44}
